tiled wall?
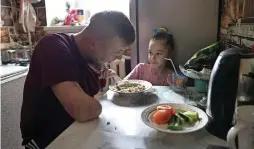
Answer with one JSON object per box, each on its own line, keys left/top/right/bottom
{"left": 1, "top": 0, "right": 47, "bottom": 50}
{"left": 220, "top": 0, "right": 254, "bottom": 49}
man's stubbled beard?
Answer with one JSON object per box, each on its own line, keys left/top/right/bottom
{"left": 83, "top": 54, "right": 105, "bottom": 70}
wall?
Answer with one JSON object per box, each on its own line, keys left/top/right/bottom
{"left": 0, "top": 0, "right": 47, "bottom": 50}
{"left": 220, "top": 0, "right": 254, "bottom": 49}
{"left": 44, "top": 0, "right": 69, "bottom": 27}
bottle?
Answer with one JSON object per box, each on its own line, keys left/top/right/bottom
{"left": 83, "top": 10, "right": 91, "bottom": 24}
{"left": 77, "top": 9, "right": 84, "bottom": 24}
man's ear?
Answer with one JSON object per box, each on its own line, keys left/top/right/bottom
{"left": 89, "top": 39, "right": 100, "bottom": 51}
{"left": 115, "top": 36, "right": 124, "bottom": 43}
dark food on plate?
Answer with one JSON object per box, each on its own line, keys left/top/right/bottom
{"left": 184, "top": 42, "right": 223, "bottom": 71}
{"left": 113, "top": 83, "right": 146, "bottom": 93}
{"left": 152, "top": 105, "right": 200, "bottom": 131}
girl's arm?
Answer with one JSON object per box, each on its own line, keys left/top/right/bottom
{"left": 124, "top": 63, "right": 144, "bottom": 80}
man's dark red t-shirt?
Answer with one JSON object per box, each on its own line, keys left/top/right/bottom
{"left": 21, "top": 33, "right": 105, "bottom": 148}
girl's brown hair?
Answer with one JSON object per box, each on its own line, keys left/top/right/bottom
{"left": 151, "top": 32, "right": 174, "bottom": 50}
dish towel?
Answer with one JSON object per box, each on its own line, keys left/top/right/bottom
{"left": 19, "top": 0, "right": 41, "bottom": 33}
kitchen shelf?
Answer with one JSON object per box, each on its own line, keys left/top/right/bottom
{"left": 44, "top": 25, "right": 87, "bottom": 34}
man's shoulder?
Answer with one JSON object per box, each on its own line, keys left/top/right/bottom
{"left": 39, "top": 33, "right": 71, "bottom": 45}
{"left": 34, "top": 33, "right": 73, "bottom": 54}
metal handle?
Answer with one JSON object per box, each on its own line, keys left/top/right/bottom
{"left": 227, "top": 121, "right": 247, "bottom": 149}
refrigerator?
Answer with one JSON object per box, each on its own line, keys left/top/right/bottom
{"left": 129, "top": 0, "right": 219, "bottom": 69}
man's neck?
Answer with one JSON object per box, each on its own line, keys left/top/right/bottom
{"left": 73, "top": 32, "right": 92, "bottom": 55}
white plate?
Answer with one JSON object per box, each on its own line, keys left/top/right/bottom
{"left": 179, "top": 65, "right": 211, "bottom": 80}
{"left": 109, "top": 80, "right": 152, "bottom": 95}
{"left": 141, "top": 103, "right": 209, "bottom": 134}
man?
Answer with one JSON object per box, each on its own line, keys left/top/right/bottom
{"left": 21, "top": 11, "right": 135, "bottom": 149}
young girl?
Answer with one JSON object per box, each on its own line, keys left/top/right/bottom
{"left": 124, "top": 31, "right": 174, "bottom": 86}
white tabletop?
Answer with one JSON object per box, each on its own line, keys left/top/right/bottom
{"left": 0, "top": 64, "right": 29, "bottom": 77}
{"left": 47, "top": 86, "right": 227, "bottom": 149}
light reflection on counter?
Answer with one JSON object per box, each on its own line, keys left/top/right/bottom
{"left": 1, "top": 64, "right": 29, "bottom": 83}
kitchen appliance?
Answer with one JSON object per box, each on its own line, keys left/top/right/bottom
{"left": 226, "top": 52, "right": 254, "bottom": 149}
{"left": 15, "top": 49, "right": 32, "bottom": 66}
{"left": 1, "top": 47, "right": 32, "bottom": 66}
{"left": 236, "top": 52, "right": 254, "bottom": 107}
{"left": 206, "top": 48, "right": 254, "bottom": 140}
{"left": 1, "top": 50, "right": 17, "bottom": 64}
{"left": 227, "top": 106, "right": 254, "bottom": 149}
{"left": 1, "top": 50, "right": 11, "bottom": 65}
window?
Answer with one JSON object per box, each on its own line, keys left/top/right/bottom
{"left": 45, "top": 0, "right": 130, "bottom": 27}
{"left": 75, "top": 0, "right": 130, "bottom": 18}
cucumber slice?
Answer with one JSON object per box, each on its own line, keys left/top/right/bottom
{"left": 178, "top": 112, "right": 193, "bottom": 123}
{"left": 167, "top": 114, "right": 183, "bottom": 131}
{"left": 183, "top": 111, "right": 199, "bottom": 121}
{"left": 175, "top": 113, "right": 185, "bottom": 125}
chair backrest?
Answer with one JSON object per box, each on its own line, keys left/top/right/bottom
{"left": 101, "top": 57, "right": 127, "bottom": 92}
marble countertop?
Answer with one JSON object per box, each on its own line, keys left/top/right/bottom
{"left": 0, "top": 64, "right": 29, "bottom": 84}
{"left": 47, "top": 86, "right": 227, "bottom": 149}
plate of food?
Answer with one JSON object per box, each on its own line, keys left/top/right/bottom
{"left": 109, "top": 80, "right": 152, "bottom": 95}
{"left": 141, "top": 103, "right": 209, "bottom": 133}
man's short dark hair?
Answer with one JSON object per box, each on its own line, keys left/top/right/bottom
{"left": 89, "top": 11, "right": 135, "bottom": 45}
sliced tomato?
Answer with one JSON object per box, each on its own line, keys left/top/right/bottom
{"left": 156, "top": 105, "right": 172, "bottom": 110}
{"left": 152, "top": 109, "right": 173, "bottom": 124}
{"left": 157, "top": 105, "right": 174, "bottom": 116}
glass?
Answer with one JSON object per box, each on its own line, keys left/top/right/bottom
{"left": 167, "top": 73, "right": 188, "bottom": 90}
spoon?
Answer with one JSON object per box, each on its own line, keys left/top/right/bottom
{"left": 165, "top": 58, "right": 179, "bottom": 76}
{"left": 103, "top": 63, "right": 123, "bottom": 81}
